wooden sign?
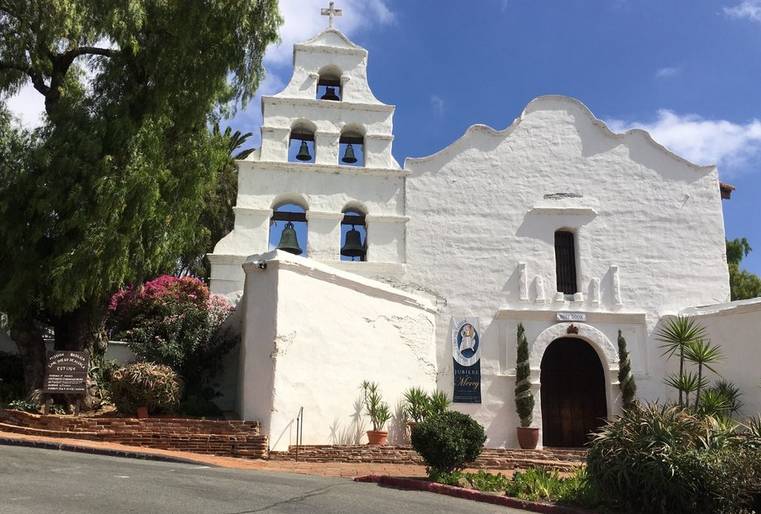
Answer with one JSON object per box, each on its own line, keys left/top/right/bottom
{"left": 44, "top": 351, "right": 89, "bottom": 394}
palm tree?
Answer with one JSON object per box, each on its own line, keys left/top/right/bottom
{"left": 657, "top": 316, "right": 706, "bottom": 407}
{"left": 684, "top": 338, "right": 722, "bottom": 407}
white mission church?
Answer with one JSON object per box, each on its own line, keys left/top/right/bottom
{"left": 208, "top": 8, "right": 761, "bottom": 451}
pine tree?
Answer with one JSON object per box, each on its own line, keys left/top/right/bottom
{"left": 515, "top": 323, "right": 535, "bottom": 427}
{"left": 618, "top": 330, "right": 637, "bottom": 409}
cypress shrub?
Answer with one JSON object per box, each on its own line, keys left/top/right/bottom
{"left": 514, "top": 323, "right": 534, "bottom": 427}
{"left": 617, "top": 330, "right": 637, "bottom": 409}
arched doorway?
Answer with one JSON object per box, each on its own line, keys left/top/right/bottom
{"left": 540, "top": 337, "right": 607, "bottom": 447}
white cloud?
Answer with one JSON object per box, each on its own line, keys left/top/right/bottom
{"left": 724, "top": 0, "right": 761, "bottom": 22}
{"left": 655, "top": 66, "right": 680, "bottom": 79}
{"left": 430, "top": 95, "right": 445, "bottom": 116}
{"left": 606, "top": 110, "right": 761, "bottom": 173}
{"left": 265, "top": 0, "right": 394, "bottom": 67}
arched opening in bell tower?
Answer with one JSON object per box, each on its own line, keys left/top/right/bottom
{"left": 270, "top": 201, "right": 308, "bottom": 256}
{"left": 317, "top": 65, "right": 342, "bottom": 101}
{"left": 288, "top": 121, "right": 316, "bottom": 164}
{"left": 339, "top": 126, "right": 364, "bottom": 167}
{"left": 340, "top": 206, "right": 367, "bottom": 261}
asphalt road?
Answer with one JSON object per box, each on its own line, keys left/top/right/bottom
{"left": 0, "top": 445, "right": 527, "bottom": 513}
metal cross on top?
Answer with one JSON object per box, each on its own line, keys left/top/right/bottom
{"left": 321, "top": 1, "right": 342, "bottom": 28}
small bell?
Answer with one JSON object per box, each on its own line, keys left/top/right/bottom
{"left": 295, "top": 140, "right": 312, "bottom": 161}
{"left": 277, "top": 221, "right": 302, "bottom": 255}
{"left": 341, "top": 143, "right": 358, "bottom": 164}
{"left": 341, "top": 226, "right": 365, "bottom": 259}
{"left": 320, "top": 86, "right": 340, "bottom": 101}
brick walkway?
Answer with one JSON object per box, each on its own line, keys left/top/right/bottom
{"left": 0, "top": 430, "right": 453, "bottom": 478}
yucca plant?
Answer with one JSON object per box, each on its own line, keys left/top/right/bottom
{"left": 428, "top": 390, "right": 450, "bottom": 416}
{"left": 665, "top": 371, "right": 704, "bottom": 408}
{"left": 696, "top": 389, "right": 732, "bottom": 419}
{"left": 684, "top": 339, "right": 722, "bottom": 407}
{"left": 706, "top": 380, "right": 743, "bottom": 416}
{"left": 403, "top": 387, "right": 431, "bottom": 423}
{"left": 360, "top": 381, "right": 391, "bottom": 431}
{"left": 657, "top": 316, "right": 706, "bottom": 407}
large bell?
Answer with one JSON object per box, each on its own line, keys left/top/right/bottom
{"left": 341, "top": 226, "right": 365, "bottom": 259}
{"left": 295, "top": 140, "right": 312, "bottom": 161}
{"left": 277, "top": 221, "right": 302, "bottom": 255}
{"left": 341, "top": 143, "right": 358, "bottom": 164}
{"left": 320, "top": 86, "right": 340, "bottom": 101}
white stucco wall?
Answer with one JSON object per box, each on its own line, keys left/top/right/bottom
{"left": 683, "top": 299, "right": 761, "bottom": 418}
{"left": 239, "top": 251, "right": 437, "bottom": 451}
{"left": 403, "top": 95, "right": 730, "bottom": 446}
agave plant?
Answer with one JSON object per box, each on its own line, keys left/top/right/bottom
{"left": 684, "top": 339, "right": 722, "bottom": 406}
{"left": 657, "top": 316, "right": 706, "bottom": 407}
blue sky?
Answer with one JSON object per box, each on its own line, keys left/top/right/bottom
{"left": 231, "top": 0, "right": 761, "bottom": 275}
{"left": 6, "top": 0, "right": 761, "bottom": 274}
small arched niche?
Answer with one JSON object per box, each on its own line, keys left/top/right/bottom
{"left": 288, "top": 121, "right": 316, "bottom": 164}
{"left": 340, "top": 206, "right": 367, "bottom": 261}
{"left": 316, "top": 65, "right": 342, "bottom": 101}
{"left": 270, "top": 201, "right": 308, "bottom": 256}
{"left": 339, "top": 126, "right": 364, "bottom": 167}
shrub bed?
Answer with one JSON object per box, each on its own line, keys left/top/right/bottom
{"left": 110, "top": 362, "right": 183, "bottom": 415}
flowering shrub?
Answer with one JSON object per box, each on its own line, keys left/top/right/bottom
{"left": 108, "top": 275, "right": 236, "bottom": 393}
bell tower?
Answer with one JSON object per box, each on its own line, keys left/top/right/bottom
{"left": 209, "top": 3, "right": 407, "bottom": 294}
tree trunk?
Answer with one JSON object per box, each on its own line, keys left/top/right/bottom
{"left": 51, "top": 300, "right": 109, "bottom": 409}
{"left": 10, "top": 319, "right": 46, "bottom": 395}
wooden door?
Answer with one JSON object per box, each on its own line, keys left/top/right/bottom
{"left": 540, "top": 337, "right": 607, "bottom": 447}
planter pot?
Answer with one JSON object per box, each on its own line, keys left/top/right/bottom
{"left": 516, "top": 427, "right": 539, "bottom": 449}
{"left": 366, "top": 430, "right": 388, "bottom": 445}
{"left": 136, "top": 406, "right": 149, "bottom": 419}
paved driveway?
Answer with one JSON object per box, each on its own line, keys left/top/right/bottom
{"left": 0, "top": 445, "right": 528, "bottom": 513}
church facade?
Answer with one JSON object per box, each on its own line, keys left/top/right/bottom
{"left": 209, "top": 26, "right": 761, "bottom": 451}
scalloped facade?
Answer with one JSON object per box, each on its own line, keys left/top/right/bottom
{"left": 210, "top": 27, "right": 758, "bottom": 451}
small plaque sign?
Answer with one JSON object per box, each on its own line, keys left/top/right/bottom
{"left": 44, "top": 351, "right": 89, "bottom": 394}
{"left": 556, "top": 312, "right": 586, "bottom": 322}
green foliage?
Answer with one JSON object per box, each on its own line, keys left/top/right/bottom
{"left": 411, "top": 410, "right": 486, "bottom": 473}
{"left": 178, "top": 123, "right": 255, "bottom": 279}
{"left": 429, "top": 469, "right": 510, "bottom": 492}
{"left": 428, "top": 390, "right": 450, "bottom": 417}
{"left": 403, "top": 387, "right": 431, "bottom": 423}
{"left": 0, "top": 0, "right": 281, "bottom": 386}
{"left": 505, "top": 468, "right": 600, "bottom": 506}
{"left": 110, "top": 362, "right": 183, "bottom": 415}
{"left": 7, "top": 399, "right": 38, "bottom": 412}
{"left": 514, "top": 323, "right": 534, "bottom": 427}
{"left": 705, "top": 380, "right": 743, "bottom": 416}
{"left": 360, "top": 381, "right": 392, "bottom": 431}
{"left": 727, "top": 238, "right": 761, "bottom": 300}
{"left": 657, "top": 316, "right": 707, "bottom": 407}
{"left": 587, "top": 403, "right": 761, "bottom": 513}
{"left": 617, "top": 330, "right": 637, "bottom": 409}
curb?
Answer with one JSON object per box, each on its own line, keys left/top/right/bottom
{"left": 0, "top": 436, "right": 210, "bottom": 467}
{"left": 354, "top": 475, "right": 592, "bottom": 514}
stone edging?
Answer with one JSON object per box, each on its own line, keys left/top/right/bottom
{"left": 0, "top": 436, "right": 208, "bottom": 467}
{"left": 353, "top": 475, "right": 593, "bottom": 514}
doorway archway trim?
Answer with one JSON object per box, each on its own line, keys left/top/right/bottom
{"left": 530, "top": 322, "right": 618, "bottom": 370}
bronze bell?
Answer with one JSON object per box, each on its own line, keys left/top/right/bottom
{"left": 320, "top": 86, "right": 340, "bottom": 101}
{"left": 341, "top": 143, "right": 358, "bottom": 164}
{"left": 295, "top": 140, "right": 312, "bottom": 161}
{"left": 277, "top": 221, "right": 302, "bottom": 255}
{"left": 341, "top": 226, "right": 365, "bottom": 259}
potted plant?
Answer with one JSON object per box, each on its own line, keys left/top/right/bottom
{"left": 515, "top": 323, "right": 538, "bottom": 449}
{"left": 361, "top": 381, "right": 392, "bottom": 445}
{"left": 403, "top": 387, "right": 431, "bottom": 429}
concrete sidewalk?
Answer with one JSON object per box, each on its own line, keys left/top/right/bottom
{"left": 0, "top": 430, "right": 439, "bottom": 478}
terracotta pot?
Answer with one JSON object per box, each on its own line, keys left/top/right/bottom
{"left": 516, "top": 426, "right": 539, "bottom": 449}
{"left": 366, "top": 430, "right": 388, "bottom": 445}
{"left": 136, "top": 406, "right": 149, "bottom": 419}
